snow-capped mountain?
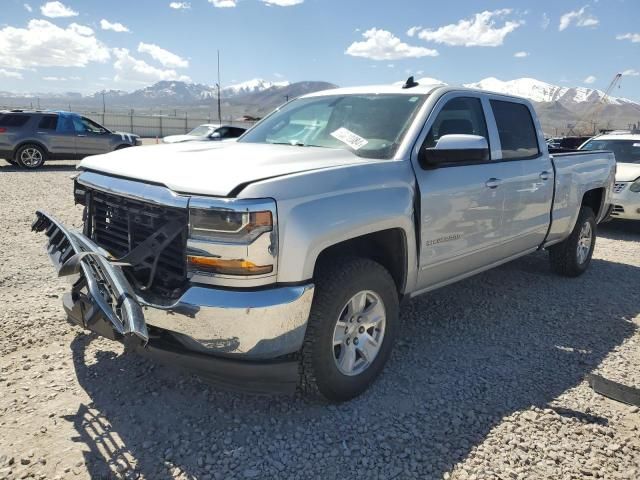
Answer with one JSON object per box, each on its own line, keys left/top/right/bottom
{"left": 223, "top": 78, "right": 290, "bottom": 96}
{"left": 463, "top": 77, "right": 638, "bottom": 107}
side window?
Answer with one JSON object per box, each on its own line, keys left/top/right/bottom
{"left": 0, "top": 114, "right": 30, "bottom": 128}
{"left": 38, "top": 115, "right": 58, "bottom": 130}
{"left": 490, "top": 100, "right": 540, "bottom": 160}
{"left": 215, "top": 127, "right": 229, "bottom": 138}
{"left": 424, "top": 97, "right": 489, "bottom": 149}
{"left": 229, "top": 128, "right": 245, "bottom": 138}
{"left": 72, "top": 116, "right": 86, "bottom": 133}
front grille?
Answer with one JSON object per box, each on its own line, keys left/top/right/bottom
{"left": 611, "top": 205, "right": 625, "bottom": 215}
{"left": 86, "top": 189, "right": 188, "bottom": 297}
{"left": 613, "top": 182, "right": 627, "bottom": 194}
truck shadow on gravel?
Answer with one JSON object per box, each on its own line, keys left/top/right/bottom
{"left": 599, "top": 220, "right": 640, "bottom": 240}
{"left": 65, "top": 252, "right": 639, "bottom": 479}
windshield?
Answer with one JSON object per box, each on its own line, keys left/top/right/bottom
{"left": 581, "top": 139, "right": 640, "bottom": 163}
{"left": 239, "top": 94, "right": 428, "bottom": 159}
{"left": 189, "top": 126, "right": 214, "bottom": 136}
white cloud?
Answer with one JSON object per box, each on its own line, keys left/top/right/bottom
{"left": 413, "top": 10, "right": 523, "bottom": 47}
{"left": 0, "top": 20, "right": 110, "bottom": 69}
{"left": 617, "top": 33, "right": 640, "bottom": 43}
{"left": 113, "top": 48, "right": 191, "bottom": 84}
{"left": 514, "top": 51, "right": 529, "bottom": 58}
{"left": 169, "top": 1, "right": 191, "bottom": 8}
{"left": 541, "top": 13, "right": 550, "bottom": 30}
{"left": 261, "top": 0, "right": 304, "bottom": 5}
{"left": 345, "top": 28, "right": 439, "bottom": 61}
{"left": 583, "top": 75, "right": 597, "bottom": 84}
{"left": 0, "top": 69, "right": 23, "bottom": 79}
{"left": 100, "top": 19, "right": 129, "bottom": 33}
{"left": 406, "top": 26, "right": 421, "bottom": 37}
{"left": 137, "top": 42, "right": 189, "bottom": 68}
{"left": 559, "top": 6, "right": 599, "bottom": 31}
{"left": 42, "top": 75, "right": 82, "bottom": 81}
{"left": 208, "top": 0, "right": 236, "bottom": 7}
{"left": 40, "top": 1, "right": 78, "bottom": 18}
{"left": 622, "top": 69, "right": 640, "bottom": 77}
{"left": 23, "top": 3, "right": 32, "bottom": 12}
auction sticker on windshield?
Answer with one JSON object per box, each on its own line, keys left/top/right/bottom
{"left": 331, "top": 127, "right": 368, "bottom": 150}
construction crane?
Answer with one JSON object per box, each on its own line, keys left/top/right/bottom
{"left": 574, "top": 73, "right": 623, "bottom": 135}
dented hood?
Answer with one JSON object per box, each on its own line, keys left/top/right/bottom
{"left": 79, "top": 141, "right": 368, "bottom": 196}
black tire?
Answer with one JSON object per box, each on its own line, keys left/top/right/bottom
{"left": 549, "top": 206, "right": 596, "bottom": 277}
{"left": 15, "top": 144, "right": 46, "bottom": 169}
{"left": 301, "top": 257, "right": 399, "bottom": 402}
{"left": 115, "top": 144, "right": 131, "bottom": 150}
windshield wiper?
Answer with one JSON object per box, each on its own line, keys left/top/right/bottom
{"left": 268, "top": 141, "right": 307, "bottom": 147}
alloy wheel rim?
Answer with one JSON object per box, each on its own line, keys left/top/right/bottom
{"left": 20, "top": 148, "right": 43, "bottom": 168}
{"left": 576, "top": 221, "right": 593, "bottom": 264}
{"left": 332, "top": 290, "right": 386, "bottom": 376}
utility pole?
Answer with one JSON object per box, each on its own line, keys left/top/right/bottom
{"left": 216, "top": 50, "right": 222, "bottom": 124}
{"left": 102, "top": 91, "right": 106, "bottom": 113}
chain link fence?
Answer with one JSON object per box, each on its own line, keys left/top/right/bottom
{"left": 82, "top": 112, "right": 256, "bottom": 138}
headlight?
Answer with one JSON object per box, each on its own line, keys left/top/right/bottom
{"left": 189, "top": 209, "right": 272, "bottom": 244}
{"left": 187, "top": 198, "right": 277, "bottom": 280}
{"left": 630, "top": 177, "right": 640, "bottom": 193}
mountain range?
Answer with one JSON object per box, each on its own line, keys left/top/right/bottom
{"left": 1, "top": 77, "right": 639, "bottom": 135}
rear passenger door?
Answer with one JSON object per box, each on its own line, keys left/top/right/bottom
{"left": 36, "top": 115, "right": 76, "bottom": 158}
{"left": 488, "top": 98, "right": 554, "bottom": 256}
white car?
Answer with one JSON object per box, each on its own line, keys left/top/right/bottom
{"left": 163, "top": 124, "right": 246, "bottom": 144}
{"left": 580, "top": 133, "right": 640, "bottom": 220}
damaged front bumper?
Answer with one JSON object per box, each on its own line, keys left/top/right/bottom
{"left": 32, "top": 211, "right": 314, "bottom": 393}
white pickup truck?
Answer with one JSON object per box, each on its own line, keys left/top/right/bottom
{"left": 33, "top": 79, "right": 615, "bottom": 401}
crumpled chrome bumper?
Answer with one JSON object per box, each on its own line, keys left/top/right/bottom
{"left": 32, "top": 211, "right": 148, "bottom": 346}
{"left": 32, "top": 211, "right": 315, "bottom": 360}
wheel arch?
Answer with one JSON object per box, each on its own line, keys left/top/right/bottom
{"left": 581, "top": 187, "right": 605, "bottom": 219}
{"left": 13, "top": 140, "right": 49, "bottom": 159}
{"left": 313, "top": 229, "right": 410, "bottom": 295}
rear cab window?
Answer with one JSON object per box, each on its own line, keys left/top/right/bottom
{"left": 0, "top": 114, "right": 31, "bottom": 128}
{"left": 490, "top": 100, "right": 540, "bottom": 160}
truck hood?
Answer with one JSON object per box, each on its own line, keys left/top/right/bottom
{"left": 79, "top": 141, "right": 368, "bottom": 196}
{"left": 616, "top": 162, "right": 640, "bottom": 182}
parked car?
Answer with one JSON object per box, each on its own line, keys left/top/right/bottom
{"left": 33, "top": 81, "right": 615, "bottom": 401}
{"left": 163, "top": 124, "right": 246, "bottom": 144}
{"left": 0, "top": 110, "right": 140, "bottom": 169}
{"left": 547, "top": 136, "right": 593, "bottom": 152}
{"left": 579, "top": 132, "right": 640, "bottom": 220}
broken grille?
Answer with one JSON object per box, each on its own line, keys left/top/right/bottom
{"left": 86, "top": 188, "right": 188, "bottom": 297}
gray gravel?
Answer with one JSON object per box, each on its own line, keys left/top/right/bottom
{"left": 1, "top": 159, "right": 640, "bottom": 480}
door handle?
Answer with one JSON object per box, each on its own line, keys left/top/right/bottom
{"left": 77, "top": 134, "right": 87, "bottom": 137}
{"left": 485, "top": 178, "right": 502, "bottom": 189}
{"left": 539, "top": 171, "right": 551, "bottom": 181}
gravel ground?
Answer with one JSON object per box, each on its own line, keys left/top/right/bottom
{"left": 1, "top": 159, "right": 640, "bottom": 480}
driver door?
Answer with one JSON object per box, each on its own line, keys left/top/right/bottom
{"left": 73, "top": 116, "right": 112, "bottom": 156}
{"left": 412, "top": 94, "right": 509, "bottom": 291}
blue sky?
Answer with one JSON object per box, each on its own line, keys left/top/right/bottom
{"left": 1, "top": 0, "right": 639, "bottom": 99}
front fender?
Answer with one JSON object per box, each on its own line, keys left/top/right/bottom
{"left": 239, "top": 160, "right": 418, "bottom": 291}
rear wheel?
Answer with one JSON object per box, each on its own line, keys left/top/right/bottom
{"left": 301, "top": 258, "right": 399, "bottom": 402}
{"left": 549, "top": 206, "right": 596, "bottom": 277}
{"left": 15, "top": 144, "right": 46, "bottom": 169}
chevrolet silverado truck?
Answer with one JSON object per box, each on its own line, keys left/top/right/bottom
{"left": 33, "top": 79, "right": 616, "bottom": 401}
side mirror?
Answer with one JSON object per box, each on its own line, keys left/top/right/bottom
{"left": 419, "top": 134, "right": 489, "bottom": 168}
{"left": 209, "top": 132, "right": 222, "bottom": 140}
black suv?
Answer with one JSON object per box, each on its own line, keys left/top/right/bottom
{"left": 0, "top": 111, "right": 140, "bottom": 169}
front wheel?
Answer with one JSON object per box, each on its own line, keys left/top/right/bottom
{"left": 301, "top": 258, "right": 399, "bottom": 402}
{"left": 15, "top": 144, "right": 46, "bottom": 169}
{"left": 549, "top": 206, "right": 596, "bottom": 277}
